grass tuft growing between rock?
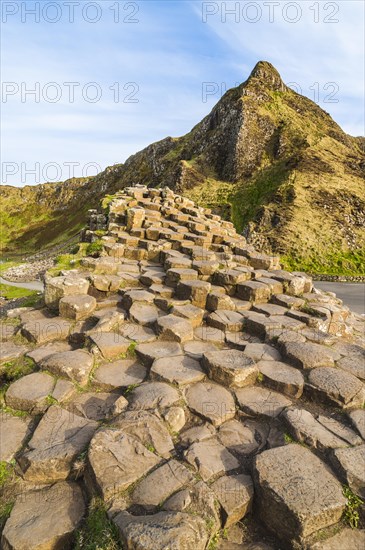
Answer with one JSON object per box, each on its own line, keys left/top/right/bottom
{"left": 342, "top": 485, "right": 363, "bottom": 529}
{"left": 75, "top": 497, "right": 121, "bottom": 550}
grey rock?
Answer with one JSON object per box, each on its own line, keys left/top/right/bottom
{"left": 202, "top": 349, "right": 258, "bottom": 388}
{"left": 151, "top": 355, "right": 205, "bottom": 386}
{"left": 348, "top": 409, "right": 365, "bottom": 439}
{"left": 5, "top": 372, "right": 55, "bottom": 414}
{"left": 309, "top": 528, "right": 365, "bottom": 550}
{"left": 184, "top": 438, "right": 240, "bottom": 481}
{"left": 135, "top": 341, "right": 183, "bottom": 367}
{"left": 211, "top": 474, "right": 254, "bottom": 527}
{"left": 94, "top": 358, "right": 147, "bottom": 390}
{"left": 59, "top": 294, "right": 96, "bottom": 320}
{"left": 307, "top": 367, "right": 365, "bottom": 408}
{"left": 156, "top": 314, "right": 194, "bottom": 343}
{"left": 185, "top": 381, "right": 236, "bottom": 426}
{"left": 66, "top": 392, "right": 127, "bottom": 421}
{"left": 258, "top": 360, "right": 304, "bottom": 398}
{"left": 40, "top": 349, "right": 94, "bottom": 385}
{"left": 283, "top": 342, "right": 336, "bottom": 369}
{"left": 22, "top": 317, "right": 72, "bottom": 344}
{"left": 128, "top": 381, "right": 180, "bottom": 411}
{"left": 0, "top": 412, "right": 32, "bottom": 462}
{"left": 90, "top": 331, "right": 131, "bottom": 359}
{"left": 331, "top": 444, "right": 365, "bottom": 498}
{"left": 236, "top": 386, "right": 291, "bottom": 418}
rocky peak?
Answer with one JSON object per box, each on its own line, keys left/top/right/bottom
{"left": 246, "top": 60, "right": 287, "bottom": 92}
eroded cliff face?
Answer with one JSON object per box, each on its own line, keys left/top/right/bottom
{"left": 1, "top": 61, "right": 364, "bottom": 274}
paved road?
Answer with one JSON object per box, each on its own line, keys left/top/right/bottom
{"left": 314, "top": 282, "right": 365, "bottom": 315}
{"left": 0, "top": 276, "right": 44, "bottom": 292}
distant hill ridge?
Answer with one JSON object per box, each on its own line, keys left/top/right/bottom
{"left": 1, "top": 61, "right": 364, "bottom": 275}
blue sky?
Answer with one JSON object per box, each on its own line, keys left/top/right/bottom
{"left": 1, "top": 0, "right": 364, "bottom": 186}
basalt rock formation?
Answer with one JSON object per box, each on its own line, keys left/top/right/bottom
{"left": 1, "top": 62, "right": 364, "bottom": 275}
{"left": 1, "top": 187, "right": 364, "bottom": 550}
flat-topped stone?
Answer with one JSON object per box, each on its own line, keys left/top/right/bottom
{"left": 310, "top": 528, "right": 365, "bottom": 550}
{"left": 59, "top": 294, "right": 96, "bottom": 320}
{"left": 258, "top": 360, "right": 304, "bottom": 398}
{"left": 26, "top": 341, "right": 73, "bottom": 363}
{"left": 183, "top": 340, "right": 219, "bottom": 360}
{"left": 40, "top": 349, "right": 94, "bottom": 385}
{"left": 5, "top": 372, "right": 55, "bottom": 414}
{"left": 307, "top": 367, "right": 365, "bottom": 408}
{"left": 135, "top": 341, "right": 183, "bottom": 367}
{"left": 90, "top": 331, "right": 131, "bottom": 359}
{"left": 331, "top": 445, "right": 365, "bottom": 498}
{"left": 66, "top": 392, "right": 127, "bottom": 421}
{"left": 348, "top": 409, "right": 365, "bottom": 439}
{"left": 283, "top": 341, "right": 336, "bottom": 369}
{"left": 211, "top": 474, "right": 254, "bottom": 527}
{"left": 207, "top": 310, "right": 245, "bottom": 332}
{"left": 19, "top": 406, "right": 98, "bottom": 482}
{"left": 1, "top": 481, "right": 85, "bottom": 550}
{"left": 218, "top": 419, "right": 264, "bottom": 456}
{"left": 202, "top": 349, "right": 258, "bottom": 388}
{"left": 128, "top": 381, "right": 180, "bottom": 411}
{"left": 185, "top": 381, "right": 236, "bottom": 426}
{"left": 129, "top": 302, "right": 160, "bottom": 326}
{"left": 0, "top": 412, "right": 32, "bottom": 462}
{"left": 253, "top": 444, "right": 346, "bottom": 541}
{"left": 236, "top": 386, "right": 291, "bottom": 418}
{"left": 184, "top": 438, "right": 240, "bottom": 481}
{"left": 22, "top": 317, "right": 72, "bottom": 344}
{"left": 94, "top": 358, "right": 147, "bottom": 390}
{"left": 156, "top": 314, "right": 194, "bottom": 342}
{"left": 151, "top": 355, "right": 205, "bottom": 386}
{"left": 243, "top": 343, "right": 281, "bottom": 362}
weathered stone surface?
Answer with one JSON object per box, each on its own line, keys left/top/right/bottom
{"left": 114, "top": 510, "right": 208, "bottom": 550}
{"left": 180, "top": 423, "right": 216, "bottom": 447}
{"left": 258, "top": 360, "right": 304, "bottom": 398}
{"left": 156, "top": 314, "right": 194, "bottom": 342}
{"left": 94, "top": 358, "right": 147, "bottom": 390}
{"left": 163, "top": 406, "right": 186, "bottom": 432}
{"left": 45, "top": 275, "right": 89, "bottom": 310}
{"left": 218, "top": 419, "right": 264, "bottom": 456}
{"left": 236, "top": 386, "right": 291, "bottom": 418}
{"left": 183, "top": 340, "right": 219, "bottom": 359}
{"left": 211, "top": 474, "right": 254, "bottom": 527}
{"left": 1, "top": 481, "right": 85, "bottom": 550}
{"left": 40, "top": 349, "right": 94, "bottom": 385}
{"left": 184, "top": 438, "right": 240, "bottom": 481}
{"left": 0, "top": 412, "right": 32, "bottom": 462}
{"left": 176, "top": 280, "right": 211, "bottom": 308}
{"left": 27, "top": 341, "right": 73, "bottom": 363}
{"left": 121, "top": 322, "right": 156, "bottom": 343}
{"left": 129, "top": 381, "right": 180, "bottom": 411}
{"left": 253, "top": 444, "right": 346, "bottom": 541}
{"left": 206, "top": 292, "right": 236, "bottom": 312}
{"left": 5, "top": 372, "right": 55, "bottom": 414}
{"left": 52, "top": 378, "right": 76, "bottom": 402}
{"left": 59, "top": 294, "right": 96, "bottom": 320}
{"left": 207, "top": 310, "right": 245, "bottom": 332}
{"left": 90, "top": 331, "right": 131, "bottom": 359}
{"left": 131, "top": 459, "right": 194, "bottom": 510}
{"left": 331, "top": 445, "right": 365, "bottom": 498}
{"left": 337, "top": 355, "right": 365, "bottom": 381}
{"left": 194, "top": 325, "right": 225, "bottom": 343}
{"left": 88, "top": 429, "right": 161, "bottom": 499}
{"left": 317, "top": 415, "right": 362, "bottom": 446}
{"left": 19, "top": 406, "right": 97, "bottom": 482}
{"left": 114, "top": 410, "right": 174, "bottom": 458}
{"left": 135, "top": 341, "right": 183, "bottom": 367}
{"left": 307, "top": 367, "right": 365, "bottom": 408}
{"left": 66, "top": 392, "right": 127, "bottom": 421}
{"left": 202, "top": 349, "right": 258, "bottom": 388}
{"left": 186, "top": 382, "right": 236, "bottom": 426}
{"left": 283, "top": 408, "right": 349, "bottom": 451}
{"left": 348, "top": 409, "right": 365, "bottom": 439}
{"left": 129, "top": 302, "right": 160, "bottom": 326}
{"left": 172, "top": 303, "right": 204, "bottom": 328}
{"left": 236, "top": 281, "right": 271, "bottom": 303}
{"left": 151, "top": 355, "right": 205, "bottom": 386}
{"left": 309, "top": 528, "right": 365, "bottom": 550}
{"left": 22, "top": 317, "right": 72, "bottom": 345}
{"left": 283, "top": 342, "right": 336, "bottom": 369}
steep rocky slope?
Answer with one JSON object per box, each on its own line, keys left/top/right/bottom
{"left": 1, "top": 62, "right": 364, "bottom": 274}
{"left": 0, "top": 186, "right": 364, "bottom": 549}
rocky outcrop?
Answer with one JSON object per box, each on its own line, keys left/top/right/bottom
{"left": 1, "top": 186, "right": 364, "bottom": 549}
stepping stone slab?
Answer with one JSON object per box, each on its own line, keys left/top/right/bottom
{"left": 243, "top": 343, "right": 281, "bottom": 362}
{"left": 258, "top": 360, "right": 304, "bottom": 398}
{"left": 310, "top": 527, "right": 365, "bottom": 550}
{"left": 45, "top": 275, "right": 89, "bottom": 310}
{"left": 194, "top": 325, "right": 225, "bottom": 344}
{"left": 5, "top": 372, "right": 55, "bottom": 414}
{"left": 180, "top": 423, "right": 217, "bottom": 447}
{"left": 26, "top": 341, "right": 73, "bottom": 363}
{"left": 236, "top": 386, "right": 291, "bottom": 418}
{"left": 253, "top": 444, "right": 346, "bottom": 541}
{"left": 283, "top": 408, "right": 349, "bottom": 452}
{"left": 337, "top": 355, "right": 365, "bottom": 381}
{"left": 202, "top": 349, "right": 258, "bottom": 388}
{"left": 114, "top": 410, "right": 174, "bottom": 458}
{"left": 66, "top": 392, "right": 128, "bottom": 421}
{"left": 331, "top": 444, "right": 365, "bottom": 498}
{"left": 135, "top": 341, "right": 183, "bottom": 368}
{"left": 114, "top": 511, "right": 208, "bottom": 550}
{"left": 151, "top": 355, "right": 205, "bottom": 386}
{"left": 283, "top": 342, "right": 336, "bottom": 369}
{"left": 128, "top": 381, "right": 180, "bottom": 411}
{"left": 94, "top": 359, "right": 147, "bottom": 390}
{"left": 59, "top": 294, "right": 97, "bottom": 320}
{"left": 131, "top": 459, "right": 194, "bottom": 510}
{"left": 207, "top": 310, "right": 245, "bottom": 332}
{"left": 218, "top": 419, "right": 264, "bottom": 456}
{"left": 206, "top": 292, "right": 236, "bottom": 312}
{"left": 121, "top": 289, "right": 155, "bottom": 310}
{"left": 90, "top": 332, "right": 131, "bottom": 359}
{"left": 211, "top": 473, "right": 254, "bottom": 527}
{"left": 40, "top": 349, "right": 94, "bottom": 385}
{"left": 156, "top": 314, "right": 194, "bottom": 343}
{"left": 1, "top": 481, "right": 85, "bottom": 550}
{"left": 185, "top": 381, "right": 236, "bottom": 426}
{"left": 0, "top": 342, "right": 29, "bottom": 363}
{"left": 19, "top": 406, "right": 98, "bottom": 482}
{"left": 88, "top": 429, "right": 161, "bottom": 499}
{"left": 236, "top": 281, "right": 271, "bottom": 303}
{"left": 176, "top": 280, "right": 211, "bottom": 308}
{"left": 316, "top": 415, "right": 362, "bottom": 446}
{"left": 0, "top": 412, "right": 33, "bottom": 462}
{"left": 307, "top": 367, "right": 365, "bottom": 408}
{"left": 21, "top": 317, "right": 72, "bottom": 344}
{"left": 184, "top": 438, "right": 240, "bottom": 481}
{"left": 172, "top": 304, "right": 204, "bottom": 328}
{"left": 348, "top": 409, "right": 365, "bottom": 439}
{"left": 129, "top": 303, "right": 160, "bottom": 326}
{"left": 183, "top": 340, "right": 219, "bottom": 360}
{"left": 121, "top": 323, "right": 156, "bottom": 343}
